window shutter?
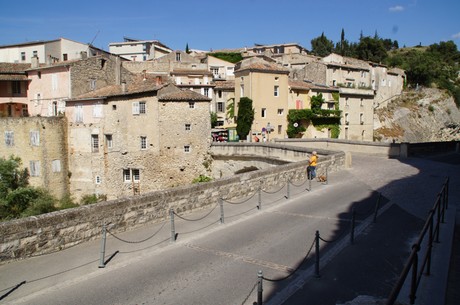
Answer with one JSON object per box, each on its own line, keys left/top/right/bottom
{"left": 132, "top": 102, "right": 140, "bottom": 115}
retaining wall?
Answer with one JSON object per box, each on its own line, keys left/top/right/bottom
{"left": 0, "top": 147, "right": 346, "bottom": 263}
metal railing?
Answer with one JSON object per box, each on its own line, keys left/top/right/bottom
{"left": 386, "top": 177, "right": 450, "bottom": 305}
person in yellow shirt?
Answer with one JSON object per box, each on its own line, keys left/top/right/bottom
{"left": 308, "top": 151, "right": 318, "bottom": 179}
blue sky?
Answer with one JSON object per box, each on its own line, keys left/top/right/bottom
{"left": 1, "top": 0, "right": 459, "bottom": 52}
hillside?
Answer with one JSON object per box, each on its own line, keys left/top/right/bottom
{"left": 374, "top": 87, "right": 460, "bottom": 143}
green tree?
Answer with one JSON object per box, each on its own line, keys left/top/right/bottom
{"left": 311, "top": 32, "right": 334, "bottom": 57}
{"left": 185, "top": 43, "right": 190, "bottom": 54}
{"left": 356, "top": 36, "right": 388, "bottom": 63}
{"left": 311, "top": 93, "right": 325, "bottom": 113}
{"left": 0, "top": 155, "right": 29, "bottom": 198}
{"left": 236, "top": 97, "right": 255, "bottom": 140}
{"left": 210, "top": 112, "right": 218, "bottom": 128}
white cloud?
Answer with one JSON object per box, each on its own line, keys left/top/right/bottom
{"left": 389, "top": 5, "right": 405, "bottom": 12}
{"left": 453, "top": 32, "right": 460, "bottom": 39}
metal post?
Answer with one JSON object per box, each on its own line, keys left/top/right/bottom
{"left": 258, "top": 186, "right": 262, "bottom": 210}
{"left": 426, "top": 216, "right": 434, "bottom": 276}
{"left": 373, "top": 193, "right": 381, "bottom": 223}
{"left": 257, "top": 270, "right": 263, "bottom": 305}
{"left": 170, "top": 208, "right": 176, "bottom": 243}
{"left": 308, "top": 170, "right": 312, "bottom": 191}
{"left": 325, "top": 167, "right": 328, "bottom": 185}
{"left": 286, "top": 178, "right": 290, "bottom": 199}
{"left": 350, "top": 207, "right": 355, "bottom": 245}
{"left": 219, "top": 198, "right": 225, "bottom": 224}
{"left": 315, "top": 230, "right": 320, "bottom": 278}
{"left": 410, "top": 247, "right": 419, "bottom": 304}
{"left": 98, "top": 223, "right": 107, "bottom": 268}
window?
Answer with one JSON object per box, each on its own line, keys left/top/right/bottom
{"left": 218, "top": 90, "right": 222, "bottom": 99}
{"left": 90, "top": 79, "right": 96, "bottom": 90}
{"left": 33, "top": 51, "right": 38, "bottom": 57}
{"left": 91, "top": 134, "right": 99, "bottom": 153}
{"left": 261, "top": 108, "right": 267, "bottom": 118}
{"left": 132, "top": 101, "right": 146, "bottom": 115}
{"left": 360, "top": 113, "right": 364, "bottom": 124}
{"left": 21, "top": 52, "right": 26, "bottom": 61}
{"left": 37, "top": 72, "right": 41, "bottom": 79}
{"left": 75, "top": 104, "right": 83, "bottom": 123}
{"left": 240, "top": 84, "right": 244, "bottom": 97}
{"left": 176, "top": 52, "right": 181, "bottom": 62}
{"left": 124, "top": 169, "right": 140, "bottom": 182}
{"left": 211, "top": 67, "right": 219, "bottom": 77}
{"left": 93, "top": 103, "right": 103, "bottom": 118}
{"left": 63, "top": 54, "right": 68, "bottom": 61}
{"left": 184, "top": 145, "right": 191, "bottom": 153}
{"left": 204, "top": 88, "right": 209, "bottom": 97}
{"left": 52, "top": 160, "right": 61, "bottom": 172}
{"left": 360, "top": 98, "right": 364, "bottom": 107}
{"left": 185, "top": 124, "right": 191, "bottom": 131}
{"left": 217, "top": 102, "right": 225, "bottom": 113}
{"left": 275, "top": 77, "right": 279, "bottom": 81}
{"left": 52, "top": 74, "right": 58, "bottom": 91}
{"left": 12, "top": 81, "right": 21, "bottom": 95}
{"left": 332, "top": 80, "right": 337, "bottom": 86}
{"left": 381, "top": 79, "right": 386, "bottom": 87}
{"left": 274, "top": 85, "right": 279, "bottom": 97}
{"left": 51, "top": 101, "right": 58, "bottom": 116}
{"left": 140, "top": 136, "right": 147, "bottom": 149}
{"left": 277, "top": 109, "right": 284, "bottom": 116}
{"left": 105, "top": 134, "right": 113, "bottom": 148}
{"left": 30, "top": 130, "right": 40, "bottom": 146}
{"left": 345, "top": 97, "right": 349, "bottom": 107}
{"left": 345, "top": 113, "right": 349, "bottom": 125}
{"left": 189, "top": 102, "right": 195, "bottom": 109}
{"left": 277, "top": 125, "right": 282, "bottom": 134}
{"left": 29, "top": 161, "right": 40, "bottom": 177}
{"left": 5, "top": 131, "right": 14, "bottom": 146}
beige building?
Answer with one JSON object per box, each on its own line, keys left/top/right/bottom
{"left": 66, "top": 78, "right": 211, "bottom": 200}
{"left": 288, "top": 80, "right": 340, "bottom": 138}
{"left": 0, "top": 38, "right": 109, "bottom": 64}
{"left": 212, "top": 80, "right": 235, "bottom": 127}
{"left": 109, "top": 37, "right": 172, "bottom": 61}
{"left": 234, "top": 57, "right": 290, "bottom": 140}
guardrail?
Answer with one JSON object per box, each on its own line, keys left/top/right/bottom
{"left": 386, "top": 177, "right": 450, "bottom": 305}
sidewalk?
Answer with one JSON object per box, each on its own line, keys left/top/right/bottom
{"left": 269, "top": 153, "right": 460, "bottom": 305}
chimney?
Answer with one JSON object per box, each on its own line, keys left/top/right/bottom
{"left": 31, "top": 56, "right": 39, "bottom": 69}
{"left": 121, "top": 81, "right": 127, "bottom": 93}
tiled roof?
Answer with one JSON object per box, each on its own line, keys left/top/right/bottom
{"left": 235, "top": 57, "right": 289, "bottom": 74}
{"left": 289, "top": 80, "right": 338, "bottom": 92}
{"left": 159, "top": 89, "right": 211, "bottom": 101}
{"left": 0, "top": 63, "right": 31, "bottom": 73}
{"left": 171, "top": 69, "right": 213, "bottom": 76}
{"left": 72, "top": 75, "right": 165, "bottom": 100}
{"left": 0, "top": 63, "right": 30, "bottom": 81}
{"left": 213, "top": 80, "right": 235, "bottom": 90}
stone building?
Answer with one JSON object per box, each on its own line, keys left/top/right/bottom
{"left": 65, "top": 77, "right": 211, "bottom": 200}
{"left": 234, "top": 57, "right": 290, "bottom": 140}
{"left": 212, "top": 80, "right": 235, "bottom": 127}
{"left": 26, "top": 54, "right": 129, "bottom": 117}
{"left": 0, "top": 116, "right": 69, "bottom": 199}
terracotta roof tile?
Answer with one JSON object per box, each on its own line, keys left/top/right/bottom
{"left": 0, "top": 63, "right": 31, "bottom": 73}
{"left": 159, "top": 89, "right": 211, "bottom": 101}
{"left": 235, "top": 57, "right": 289, "bottom": 74}
{"left": 73, "top": 75, "right": 165, "bottom": 100}
{"left": 213, "top": 80, "right": 235, "bottom": 90}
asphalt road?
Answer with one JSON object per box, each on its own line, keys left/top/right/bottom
{"left": 1, "top": 153, "right": 458, "bottom": 305}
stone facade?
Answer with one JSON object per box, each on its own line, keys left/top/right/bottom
{"left": 0, "top": 116, "right": 69, "bottom": 198}
{"left": 65, "top": 82, "right": 212, "bottom": 200}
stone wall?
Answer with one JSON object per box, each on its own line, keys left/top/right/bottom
{"left": 0, "top": 147, "right": 346, "bottom": 263}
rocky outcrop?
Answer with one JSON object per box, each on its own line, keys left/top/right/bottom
{"left": 374, "top": 88, "right": 460, "bottom": 143}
